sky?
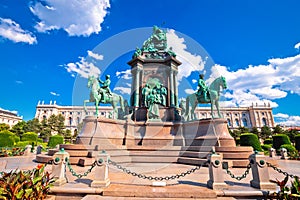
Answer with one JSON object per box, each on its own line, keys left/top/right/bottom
{"left": 0, "top": 0, "right": 299, "bottom": 126}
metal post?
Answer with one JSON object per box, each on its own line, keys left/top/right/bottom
{"left": 91, "top": 151, "right": 110, "bottom": 188}
{"left": 249, "top": 153, "right": 276, "bottom": 190}
{"left": 52, "top": 148, "right": 69, "bottom": 186}
{"left": 207, "top": 153, "right": 228, "bottom": 190}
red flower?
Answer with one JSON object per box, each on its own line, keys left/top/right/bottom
{"left": 36, "top": 164, "right": 44, "bottom": 170}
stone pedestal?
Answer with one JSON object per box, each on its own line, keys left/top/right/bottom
{"left": 52, "top": 149, "right": 70, "bottom": 186}
{"left": 91, "top": 152, "right": 110, "bottom": 188}
{"left": 249, "top": 154, "right": 277, "bottom": 190}
{"left": 207, "top": 153, "right": 228, "bottom": 190}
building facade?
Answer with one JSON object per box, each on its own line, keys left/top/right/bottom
{"left": 35, "top": 101, "right": 275, "bottom": 134}
{"left": 0, "top": 108, "right": 23, "bottom": 128}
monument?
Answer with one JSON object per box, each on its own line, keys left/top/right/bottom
{"left": 37, "top": 26, "right": 253, "bottom": 167}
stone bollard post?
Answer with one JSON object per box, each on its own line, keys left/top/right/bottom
{"left": 269, "top": 148, "right": 276, "bottom": 158}
{"left": 24, "top": 145, "right": 32, "bottom": 156}
{"left": 91, "top": 150, "right": 110, "bottom": 188}
{"left": 280, "top": 148, "right": 288, "bottom": 159}
{"left": 36, "top": 145, "right": 43, "bottom": 155}
{"left": 249, "top": 153, "right": 276, "bottom": 190}
{"left": 207, "top": 153, "right": 228, "bottom": 190}
{"left": 52, "top": 148, "right": 70, "bottom": 186}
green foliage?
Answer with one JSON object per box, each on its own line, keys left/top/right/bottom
{"left": 240, "top": 133, "right": 262, "bottom": 151}
{"left": 261, "top": 144, "right": 272, "bottom": 151}
{"left": 48, "top": 135, "right": 64, "bottom": 148}
{"left": 0, "top": 147, "right": 25, "bottom": 157}
{"left": 0, "top": 130, "right": 17, "bottom": 147}
{"left": 295, "top": 134, "right": 300, "bottom": 151}
{"left": 25, "top": 118, "right": 41, "bottom": 133}
{"left": 235, "top": 137, "right": 240, "bottom": 146}
{"left": 273, "top": 125, "right": 284, "bottom": 134}
{"left": 238, "top": 126, "right": 249, "bottom": 134}
{"left": 280, "top": 144, "right": 297, "bottom": 154}
{"left": 286, "top": 129, "right": 298, "bottom": 143}
{"left": 10, "top": 121, "right": 27, "bottom": 137}
{"left": 0, "top": 164, "right": 55, "bottom": 199}
{"left": 273, "top": 134, "right": 291, "bottom": 150}
{"left": 270, "top": 176, "right": 300, "bottom": 199}
{"left": 15, "top": 141, "right": 31, "bottom": 147}
{"left": 260, "top": 125, "right": 272, "bottom": 139}
{"left": 21, "top": 132, "right": 38, "bottom": 144}
{"left": 264, "top": 138, "right": 273, "bottom": 145}
{"left": 251, "top": 127, "right": 259, "bottom": 135}
{"left": 0, "top": 123, "right": 10, "bottom": 131}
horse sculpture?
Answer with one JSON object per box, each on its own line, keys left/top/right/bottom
{"left": 84, "top": 75, "right": 125, "bottom": 119}
{"left": 185, "top": 76, "right": 227, "bottom": 120}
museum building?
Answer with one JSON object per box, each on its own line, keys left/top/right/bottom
{"left": 0, "top": 108, "right": 23, "bottom": 128}
{"left": 35, "top": 101, "right": 275, "bottom": 133}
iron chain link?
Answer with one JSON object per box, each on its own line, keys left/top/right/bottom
{"left": 108, "top": 159, "right": 208, "bottom": 181}
{"left": 224, "top": 163, "right": 251, "bottom": 181}
{"left": 67, "top": 160, "right": 97, "bottom": 179}
{"left": 267, "top": 162, "right": 298, "bottom": 179}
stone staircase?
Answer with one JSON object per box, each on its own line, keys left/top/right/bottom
{"left": 36, "top": 143, "right": 253, "bottom": 167}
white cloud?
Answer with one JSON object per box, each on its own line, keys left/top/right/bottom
{"left": 116, "top": 69, "right": 131, "bottom": 80}
{"left": 114, "top": 86, "right": 131, "bottom": 95}
{"left": 192, "top": 79, "right": 197, "bottom": 84}
{"left": 50, "top": 91, "right": 60, "bottom": 96}
{"left": 0, "top": 18, "right": 37, "bottom": 44}
{"left": 167, "top": 29, "right": 206, "bottom": 81}
{"left": 295, "top": 42, "right": 300, "bottom": 49}
{"left": 65, "top": 56, "right": 101, "bottom": 78}
{"left": 274, "top": 113, "right": 289, "bottom": 119}
{"left": 30, "top": 0, "right": 110, "bottom": 36}
{"left": 274, "top": 113, "right": 300, "bottom": 126}
{"left": 208, "top": 52, "right": 300, "bottom": 108}
{"left": 184, "top": 89, "right": 196, "bottom": 95}
{"left": 15, "top": 80, "right": 23, "bottom": 84}
{"left": 88, "top": 50, "right": 104, "bottom": 60}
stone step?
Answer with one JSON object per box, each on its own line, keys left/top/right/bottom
{"left": 181, "top": 146, "right": 214, "bottom": 152}
{"left": 229, "top": 159, "right": 251, "bottom": 168}
{"left": 177, "top": 157, "right": 208, "bottom": 166}
{"left": 129, "top": 150, "right": 180, "bottom": 157}
{"left": 216, "top": 146, "right": 253, "bottom": 152}
{"left": 35, "top": 154, "right": 53, "bottom": 163}
{"left": 127, "top": 145, "right": 182, "bottom": 151}
{"left": 179, "top": 151, "right": 210, "bottom": 158}
{"left": 131, "top": 156, "right": 179, "bottom": 163}
{"left": 221, "top": 152, "right": 252, "bottom": 159}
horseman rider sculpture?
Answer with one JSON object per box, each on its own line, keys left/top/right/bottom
{"left": 196, "top": 74, "right": 209, "bottom": 102}
{"left": 98, "top": 75, "right": 112, "bottom": 100}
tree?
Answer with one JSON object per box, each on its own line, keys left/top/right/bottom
{"left": 56, "top": 114, "right": 65, "bottom": 135}
{"left": 47, "top": 114, "right": 66, "bottom": 135}
{"left": 273, "top": 125, "right": 283, "bottom": 134}
{"left": 238, "top": 126, "right": 249, "bottom": 134}
{"left": 251, "top": 127, "right": 259, "bottom": 136}
{"left": 25, "top": 118, "right": 41, "bottom": 134}
{"left": 261, "top": 125, "right": 272, "bottom": 139}
{"left": 39, "top": 118, "right": 51, "bottom": 141}
{"left": 0, "top": 123, "right": 10, "bottom": 131}
{"left": 11, "top": 121, "right": 27, "bottom": 137}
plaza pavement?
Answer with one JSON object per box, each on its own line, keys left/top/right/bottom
{"left": 0, "top": 153, "right": 300, "bottom": 200}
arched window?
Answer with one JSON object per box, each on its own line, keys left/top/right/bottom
{"left": 77, "top": 117, "right": 80, "bottom": 125}
{"left": 227, "top": 119, "right": 231, "bottom": 126}
{"left": 235, "top": 119, "right": 239, "bottom": 126}
{"left": 262, "top": 118, "right": 267, "bottom": 126}
{"left": 69, "top": 117, "right": 72, "bottom": 126}
{"left": 242, "top": 118, "right": 248, "bottom": 127}
{"left": 43, "top": 115, "right": 47, "bottom": 120}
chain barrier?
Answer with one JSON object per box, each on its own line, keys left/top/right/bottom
{"left": 267, "top": 162, "right": 298, "bottom": 179}
{"left": 66, "top": 160, "right": 97, "bottom": 179}
{"left": 224, "top": 162, "right": 251, "bottom": 181}
{"left": 108, "top": 159, "right": 209, "bottom": 181}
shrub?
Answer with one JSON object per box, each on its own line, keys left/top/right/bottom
{"left": 21, "top": 132, "right": 38, "bottom": 144}
{"left": 261, "top": 144, "right": 272, "bottom": 151}
{"left": 273, "top": 134, "right": 291, "bottom": 150}
{"left": 264, "top": 138, "right": 273, "bottom": 145}
{"left": 240, "top": 133, "right": 262, "bottom": 151}
{"left": 280, "top": 144, "right": 297, "bottom": 154}
{"left": 235, "top": 137, "right": 240, "bottom": 146}
{"left": 15, "top": 141, "right": 31, "bottom": 147}
{"left": 0, "top": 130, "right": 17, "bottom": 147}
{"left": 48, "top": 135, "right": 64, "bottom": 148}
{"left": 0, "top": 164, "right": 55, "bottom": 199}
{"left": 295, "top": 134, "right": 300, "bottom": 151}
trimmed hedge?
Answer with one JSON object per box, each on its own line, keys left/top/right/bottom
{"left": 295, "top": 134, "right": 300, "bottom": 151}
{"left": 273, "top": 134, "right": 291, "bottom": 150}
{"left": 48, "top": 135, "right": 64, "bottom": 148}
{"left": 264, "top": 138, "right": 273, "bottom": 145}
{"left": 280, "top": 144, "right": 297, "bottom": 154}
{"left": 15, "top": 141, "right": 31, "bottom": 147}
{"left": 21, "top": 132, "right": 38, "bottom": 144}
{"left": 0, "top": 130, "right": 18, "bottom": 147}
{"left": 261, "top": 144, "right": 272, "bottom": 151}
{"left": 240, "top": 133, "right": 262, "bottom": 151}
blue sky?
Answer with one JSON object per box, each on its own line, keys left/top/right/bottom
{"left": 0, "top": 0, "right": 299, "bottom": 126}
